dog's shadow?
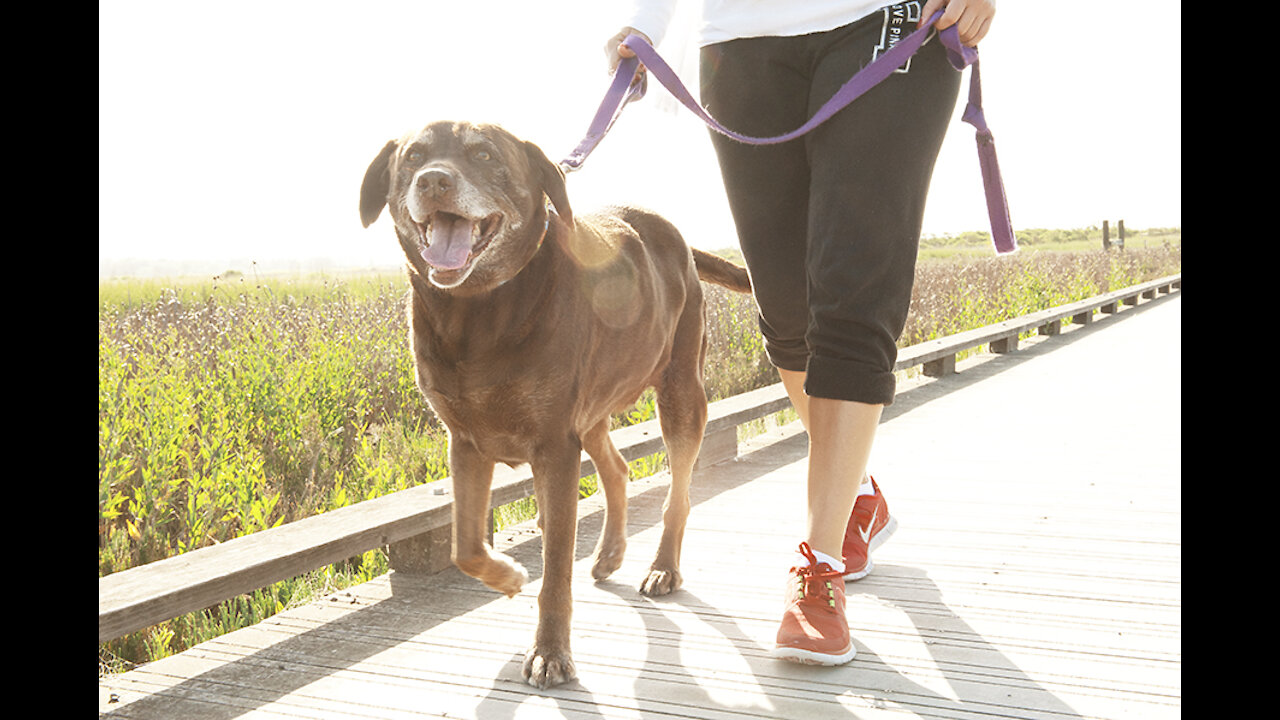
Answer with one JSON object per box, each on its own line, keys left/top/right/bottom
{"left": 467, "top": 434, "right": 801, "bottom": 717}
{"left": 480, "top": 564, "right": 1088, "bottom": 719}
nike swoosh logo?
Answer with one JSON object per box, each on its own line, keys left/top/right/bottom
{"left": 858, "top": 507, "right": 877, "bottom": 545}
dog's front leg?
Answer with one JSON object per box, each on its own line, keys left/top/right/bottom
{"left": 449, "top": 438, "right": 528, "bottom": 597}
{"left": 522, "top": 439, "right": 581, "bottom": 688}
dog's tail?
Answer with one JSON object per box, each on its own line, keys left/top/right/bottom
{"left": 693, "top": 248, "right": 752, "bottom": 293}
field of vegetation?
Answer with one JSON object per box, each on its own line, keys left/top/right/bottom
{"left": 98, "top": 229, "right": 1180, "bottom": 673}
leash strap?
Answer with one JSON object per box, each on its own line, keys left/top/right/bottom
{"left": 562, "top": 9, "right": 1016, "bottom": 255}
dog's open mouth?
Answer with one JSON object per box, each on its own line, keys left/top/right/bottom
{"left": 415, "top": 211, "right": 503, "bottom": 276}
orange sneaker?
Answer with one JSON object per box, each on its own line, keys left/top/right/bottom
{"left": 772, "top": 542, "right": 857, "bottom": 665}
{"left": 842, "top": 476, "right": 897, "bottom": 581}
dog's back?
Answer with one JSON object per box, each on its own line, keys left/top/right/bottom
{"left": 598, "top": 204, "right": 751, "bottom": 293}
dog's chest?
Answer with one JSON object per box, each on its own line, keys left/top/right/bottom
{"left": 424, "top": 379, "right": 557, "bottom": 460}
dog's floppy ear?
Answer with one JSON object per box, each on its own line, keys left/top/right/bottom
{"left": 359, "top": 140, "right": 398, "bottom": 228}
{"left": 524, "top": 141, "right": 573, "bottom": 229}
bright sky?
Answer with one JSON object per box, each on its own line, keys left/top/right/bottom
{"left": 99, "top": 1, "right": 1180, "bottom": 276}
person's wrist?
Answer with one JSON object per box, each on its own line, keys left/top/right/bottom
{"left": 618, "top": 27, "right": 651, "bottom": 57}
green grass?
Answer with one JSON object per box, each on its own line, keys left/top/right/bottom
{"left": 98, "top": 231, "right": 1180, "bottom": 674}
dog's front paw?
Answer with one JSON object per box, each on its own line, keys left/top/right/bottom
{"left": 458, "top": 549, "right": 528, "bottom": 598}
{"left": 590, "top": 536, "right": 626, "bottom": 581}
{"left": 522, "top": 644, "right": 577, "bottom": 688}
{"left": 639, "top": 566, "right": 682, "bottom": 596}
{"left": 484, "top": 553, "right": 529, "bottom": 598}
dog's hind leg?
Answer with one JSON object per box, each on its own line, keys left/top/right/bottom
{"left": 449, "top": 438, "right": 528, "bottom": 598}
{"left": 583, "top": 419, "right": 629, "bottom": 580}
{"left": 640, "top": 303, "right": 709, "bottom": 597}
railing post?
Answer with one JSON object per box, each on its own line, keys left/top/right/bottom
{"left": 386, "top": 488, "right": 493, "bottom": 575}
{"left": 695, "top": 425, "right": 739, "bottom": 469}
{"left": 990, "top": 334, "right": 1018, "bottom": 354}
{"left": 387, "top": 524, "right": 454, "bottom": 575}
{"left": 922, "top": 354, "right": 956, "bottom": 377}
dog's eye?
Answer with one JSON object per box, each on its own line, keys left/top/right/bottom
{"left": 405, "top": 148, "right": 426, "bottom": 164}
{"left": 473, "top": 149, "right": 493, "bottom": 162}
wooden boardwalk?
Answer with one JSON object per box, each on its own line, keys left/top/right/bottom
{"left": 99, "top": 295, "right": 1181, "bottom": 719}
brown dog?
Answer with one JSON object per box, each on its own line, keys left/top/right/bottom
{"left": 359, "top": 121, "right": 750, "bottom": 687}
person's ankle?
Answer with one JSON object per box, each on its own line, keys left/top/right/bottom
{"left": 857, "top": 474, "right": 875, "bottom": 497}
{"left": 795, "top": 546, "right": 845, "bottom": 573}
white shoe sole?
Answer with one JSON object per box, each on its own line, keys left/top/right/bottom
{"left": 771, "top": 642, "right": 858, "bottom": 666}
{"left": 843, "top": 515, "right": 898, "bottom": 581}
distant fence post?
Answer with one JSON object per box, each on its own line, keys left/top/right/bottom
{"left": 1102, "top": 219, "right": 1126, "bottom": 251}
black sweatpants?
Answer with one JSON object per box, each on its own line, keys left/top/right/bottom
{"left": 699, "top": 1, "right": 961, "bottom": 405}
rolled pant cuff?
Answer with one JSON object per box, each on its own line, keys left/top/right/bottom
{"left": 765, "top": 344, "right": 810, "bottom": 375}
{"left": 805, "top": 355, "right": 897, "bottom": 406}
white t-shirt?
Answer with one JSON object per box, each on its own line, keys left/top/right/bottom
{"left": 625, "top": 0, "right": 900, "bottom": 47}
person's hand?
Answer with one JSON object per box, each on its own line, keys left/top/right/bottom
{"left": 920, "top": 0, "right": 996, "bottom": 47}
{"left": 604, "top": 27, "right": 652, "bottom": 74}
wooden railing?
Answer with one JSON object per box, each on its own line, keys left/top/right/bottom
{"left": 98, "top": 273, "right": 1180, "bottom": 644}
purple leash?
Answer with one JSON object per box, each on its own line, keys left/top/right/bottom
{"left": 562, "top": 9, "right": 1016, "bottom": 255}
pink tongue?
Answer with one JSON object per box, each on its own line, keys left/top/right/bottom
{"left": 422, "top": 215, "right": 475, "bottom": 270}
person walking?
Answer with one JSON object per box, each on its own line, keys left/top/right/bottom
{"left": 604, "top": 0, "right": 997, "bottom": 665}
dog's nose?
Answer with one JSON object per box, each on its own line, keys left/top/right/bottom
{"left": 416, "top": 168, "right": 455, "bottom": 197}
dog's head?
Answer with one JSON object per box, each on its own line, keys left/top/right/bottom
{"left": 360, "top": 121, "right": 573, "bottom": 292}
